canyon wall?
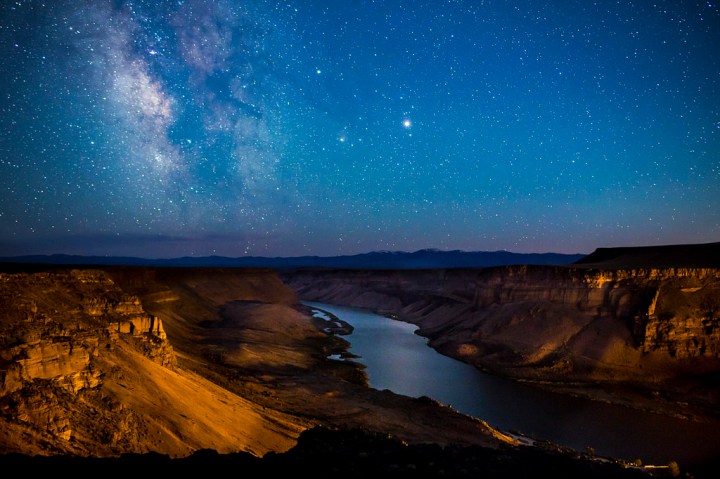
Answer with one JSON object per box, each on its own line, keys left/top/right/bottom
{"left": 0, "top": 267, "right": 306, "bottom": 457}
{"left": 281, "top": 266, "right": 720, "bottom": 404}
{"left": 3, "top": 261, "right": 720, "bottom": 463}
{"left": 0, "top": 265, "right": 522, "bottom": 459}
{"left": 0, "top": 269, "right": 173, "bottom": 394}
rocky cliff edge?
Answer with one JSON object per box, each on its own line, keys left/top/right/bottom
{"left": 0, "top": 267, "right": 306, "bottom": 457}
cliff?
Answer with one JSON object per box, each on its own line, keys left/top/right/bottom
{"left": 0, "top": 267, "right": 308, "bottom": 457}
{"left": 0, "top": 269, "right": 174, "bottom": 393}
{"left": 281, "top": 265, "right": 720, "bottom": 419}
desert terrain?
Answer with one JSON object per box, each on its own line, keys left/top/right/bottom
{"left": 1, "top": 242, "right": 718, "bottom": 476}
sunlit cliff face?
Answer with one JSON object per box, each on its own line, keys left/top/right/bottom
{"left": 1, "top": 258, "right": 719, "bottom": 474}
{"left": 0, "top": 269, "right": 305, "bottom": 457}
{"left": 0, "top": 270, "right": 174, "bottom": 395}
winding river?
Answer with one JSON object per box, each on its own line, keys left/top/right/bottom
{"left": 304, "top": 300, "right": 720, "bottom": 473}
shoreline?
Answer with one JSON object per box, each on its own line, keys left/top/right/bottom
{"left": 307, "top": 300, "right": 720, "bottom": 425}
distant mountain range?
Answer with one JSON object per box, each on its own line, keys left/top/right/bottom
{"left": 0, "top": 249, "right": 587, "bottom": 269}
{"left": 3, "top": 241, "right": 717, "bottom": 269}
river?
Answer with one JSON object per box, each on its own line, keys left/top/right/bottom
{"left": 304, "top": 300, "right": 720, "bottom": 473}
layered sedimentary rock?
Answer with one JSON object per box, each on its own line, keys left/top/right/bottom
{"left": 2, "top": 260, "right": 718, "bottom": 473}
{"left": 0, "top": 269, "right": 177, "bottom": 455}
{"left": 0, "top": 268, "right": 305, "bottom": 457}
{"left": 282, "top": 265, "right": 720, "bottom": 415}
{"left": 0, "top": 270, "right": 172, "bottom": 395}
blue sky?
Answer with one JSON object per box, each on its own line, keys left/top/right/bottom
{"left": 1, "top": 0, "right": 718, "bottom": 258}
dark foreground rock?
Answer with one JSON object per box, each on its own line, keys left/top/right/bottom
{"left": 0, "top": 426, "right": 679, "bottom": 478}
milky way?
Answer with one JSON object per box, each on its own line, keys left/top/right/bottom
{"left": 1, "top": 0, "right": 719, "bottom": 258}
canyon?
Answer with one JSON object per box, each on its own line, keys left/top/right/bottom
{"left": 0, "top": 243, "right": 718, "bottom": 476}
{"left": 282, "top": 265, "right": 720, "bottom": 421}
{"left": 0, "top": 266, "right": 525, "bottom": 456}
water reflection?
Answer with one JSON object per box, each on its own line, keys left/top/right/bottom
{"left": 305, "top": 301, "right": 720, "bottom": 472}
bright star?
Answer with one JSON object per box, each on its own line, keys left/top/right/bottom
{"left": 402, "top": 118, "right": 412, "bottom": 129}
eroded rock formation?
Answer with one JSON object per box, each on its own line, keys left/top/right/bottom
{"left": 0, "top": 270, "right": 173, "bottom": 394}
{"left": 0, "top": 269, "right": 179, "bottom": 454}
{"left": 281, "top": 265, "right": 720, "bottom": 417}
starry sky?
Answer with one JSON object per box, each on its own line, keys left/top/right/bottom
{"left": 1, "top": 0, "right": 719, "bottom": 258}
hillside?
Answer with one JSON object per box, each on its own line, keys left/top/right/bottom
{"left": 0, "top": 267, "right": 307, "bottom": 457}
{"left": 2, "top": 265, "right": 538, "bottom": 455}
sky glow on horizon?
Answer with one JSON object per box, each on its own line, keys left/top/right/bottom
{"left": 1, "top": 0, "right": 719, "bottom": 258}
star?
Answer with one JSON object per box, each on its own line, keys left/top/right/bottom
{"left": 0, "top": 0, "right": 717, "bottom": 258}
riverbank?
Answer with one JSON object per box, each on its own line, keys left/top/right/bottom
{"left": 303, "top": 300, "right": 720, "bottom": 476}
{"left": 280, "top": 265, "right": 720, "bottom": 425}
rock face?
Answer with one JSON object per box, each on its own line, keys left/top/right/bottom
{"left": 2, "top": 262, "right": 717, "bottom": 476}
{"left": 0, "top": 267, "right": 306, "bottom": 458}
{"left": 642, "top": 275, "right": 720, "bottom": 358}
{"left": 0, "top": 270, "right": 173, "bottom": 395}
{"left": 0, "top": 269, "right": 177, "bottom": 453}
{"left": 281, "top": 265, "right": 720, "bottom": 416}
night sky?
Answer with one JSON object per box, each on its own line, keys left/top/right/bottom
{"left": 1, "top": 1, "right": 718, "bottom": 258}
